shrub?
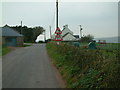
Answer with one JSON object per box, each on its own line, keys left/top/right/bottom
{"left": 46, "top": 42, "right": 120, "bottom": 88}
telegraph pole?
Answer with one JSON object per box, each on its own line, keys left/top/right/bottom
{"left": 56, "top": 0, "right": 58, "bottom": 29}
{"left": 44, "top": 30, "right": 46, "bottom": 42}
{"left": 54, "top": 0, "right": 62, "bottom": 42}
{"left": 21, "top": 21, "right": 22, "bottom": 34}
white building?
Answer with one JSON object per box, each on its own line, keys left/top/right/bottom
{"left": 52, "top": 25, "right": 79, "bottom": 41}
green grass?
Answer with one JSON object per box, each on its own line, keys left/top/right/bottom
{"left": 0, "top": 45, "right": 2, "bottom": 56}
{"left": 0, "top": 44, "right": 31, "bottom": 56}
{"left": 2, "top": 47, "right": 11, "bottom": 56}
{"left": 23, "top": 44, "right": 31, "bottom": 47}
{"left": 16, "top": 43, "right": 32, "bottom": 47}
{"left": 46, "top": 42, "right": 120, "bottom": 88}
{"left": 70, "top": 42, "right": 119, "bottom": 50}
{"left": 96, "top": 43, "right": 119, "bottom": 50}
{"left": 68, "top": 42, "right": 119, "bottom": 50}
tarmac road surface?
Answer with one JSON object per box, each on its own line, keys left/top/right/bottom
{"left": 2, "top": 44, "right": 65, "bottom": 88}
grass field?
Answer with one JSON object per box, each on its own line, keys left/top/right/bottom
{"left": 71, "top": 42, "right": 119, "bottom": 50}
{"left": 96, "top": 43, "right": 119, "bottom": 50}
{"left": 67, "top": 42, "right": 119, "bottom": 49}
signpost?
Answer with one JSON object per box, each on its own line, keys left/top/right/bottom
{"left": 54, "top": 0, "right": 62, "bottom": 42}
{"left": 54, "top": 27, "right": 62, "bottom": 41}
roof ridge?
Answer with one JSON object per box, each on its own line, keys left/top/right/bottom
{"left": 62, "top": 32, "right": 75, "bottom": 38}
{"left": 2, "top": 26, "right": 23, "bottom": 37}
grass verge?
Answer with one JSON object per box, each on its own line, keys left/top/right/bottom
{"left": 46, "top": 42, "right": 120, "bottom": 88}
{"left": 2, "top": 47, "right": 11, "bottom": 56}
{"left": 1, "top": 44, "right": 31, "bottom": 56}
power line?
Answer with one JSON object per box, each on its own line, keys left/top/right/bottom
{"left": 50, "top": 2, "right": 56, "bottom": 35}
{"left": 51, "top": 9, "right": 55, "bottom": 29}
{"left": 49, "top": 25, "right": 52, "bottom": 39}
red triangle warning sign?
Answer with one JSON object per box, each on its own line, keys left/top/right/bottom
{"left": 54, "top": 27, "right": 63, "bottom": 41}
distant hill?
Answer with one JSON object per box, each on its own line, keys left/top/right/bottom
{"left": 95, "top": 36, "right": 120, "bottom": 43}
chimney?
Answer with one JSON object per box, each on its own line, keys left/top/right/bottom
{"left": 65, "top": 25, "right": 68, "bottom": 28}
{"left": 63, "top": 24, "right": 68, "bottom": 29}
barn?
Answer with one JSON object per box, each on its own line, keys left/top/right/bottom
{"left": 0, "top": 25, "right": 24, "bottom": 47}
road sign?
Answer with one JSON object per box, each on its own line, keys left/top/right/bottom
{"left": 54, "top": 27, "right": 63, "bottom": 41}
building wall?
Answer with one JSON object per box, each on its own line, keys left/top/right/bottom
{"left": 3, "top": 37, "right": 16, "bottom": 46}
{"left": 2, "top": 36, "right": 23, "bottom": 47}
{"left": 16, "top": 37, "right": 24, "bottom": 46}
{"left": 61, "top": 27, "right": 73, "bottom": 37}
{"left": 63, "top": 33, "right": 76, "bottom": 41}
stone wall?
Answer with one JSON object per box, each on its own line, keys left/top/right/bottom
{"left": 16, "top": 37, "right": 24, "bottom": 46}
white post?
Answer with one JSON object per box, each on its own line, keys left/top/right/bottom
{"left": 79, "top": 25, "right": 82, "bottom": 38}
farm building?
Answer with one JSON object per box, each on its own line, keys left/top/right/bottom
{"left": 52, "top": 25, "right": 79, "bottom": 41}
{"left": 0, "top": 25, "right": 24, "bottom": 47}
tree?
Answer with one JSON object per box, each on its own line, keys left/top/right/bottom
{"left": 11, "top": 25, "right": 45, "bottom": 43}
{"left": 80, "top": 34, "right": 94, "bottom": 42}
{"left": 32, "top": 26, "right": 45, "bottom": 42}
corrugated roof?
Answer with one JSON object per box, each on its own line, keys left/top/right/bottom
{"left": 0, "top": 26, "right": 23, "bottom": 37}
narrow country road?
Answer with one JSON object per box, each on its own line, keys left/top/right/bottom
{"left": 3, "top": 44, "right": 65, "bottom": 88}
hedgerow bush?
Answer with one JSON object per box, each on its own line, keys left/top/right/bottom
{"left": 46, "top": 42, "right": 120, "bottom": 88}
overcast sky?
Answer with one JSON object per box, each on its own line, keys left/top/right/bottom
{"left": 0, "top": 0, "right": 119, "bottom": 41}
